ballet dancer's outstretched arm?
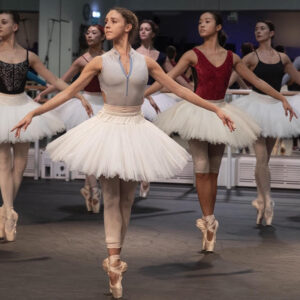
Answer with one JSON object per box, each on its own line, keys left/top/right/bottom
{"left": 145, "top": 50, "right": 194, "bottom": 96}
{"left": 144, "top": 56, "right": 235, "bottom": 131}
{"left": 12, "top": 56, "right": 102, "bottom": 137}
{"left": 29, "top": 51, "right": 91, "bottom": 113}
{"left": 233, "top": 53, "right": 297, "bottom": 121}
{"left": 34, "top": 56, "right": 83, "bottom": 102}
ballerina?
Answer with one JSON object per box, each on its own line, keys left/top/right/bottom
{"left": 12, "top": 7, "right": 235, "bottom": 298}
{"left": 146, "top": 11, "right": 295, "bottom": 252}
{"left": 35, "top": 24, "right": 105, "bottom": 213}
{"left": 232, "top": 20, "right": 300, "bottom": 227}
{"left": 136, "top": 20, "right": 192, "bottom": 198}
{"left": 0, "top": 10, "right": 91, "bottom": 242}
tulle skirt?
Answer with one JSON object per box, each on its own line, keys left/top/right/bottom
{"left": 142, "top": 92, "right": 181, "bottom": 121}
{"left": 46, "top": 104, "right": 189, "bottom": 181}
{"left": 232, "top": 91, "right": 300, "bottom": 138}
{"left": 155, "top": 99, "right": 261, "bottom": 148}
{"left": 0, "top": 92, "right": 65, "bottom": 144}
{"left": 55, "top": 91, "right": 104, "bottom": 130}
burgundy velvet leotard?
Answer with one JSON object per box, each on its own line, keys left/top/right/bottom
{"left": 192, "top": 48, "right": 233, "bottom": 100}
{"left": 81, "top": 55, "right": 101, "bottom": 93}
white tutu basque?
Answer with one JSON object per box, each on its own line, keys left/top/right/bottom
{"left": 0, "top": 92, "right": 65, "bottom": 144}
{"left": 46, "top": 104, "right": 189, "bottom": 181}
{"left": 55, "top": 91, "right": 104, "bottom": 130}
{"left": 232, "top": 91, "right": 300, "bottom": 138}
{"left": 155, "top": 99, "right": 261, "bottom": 147}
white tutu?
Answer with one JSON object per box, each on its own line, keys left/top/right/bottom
{"left": 142, "top": 92, "right": 181, "bottom": 121}
{"left": 54, "top": 91, "right": 104, "bottom": 130}
{"left": 155, "top": 99, "right": 261, "bottom": 148}
{"left": 46, "top": 104, "right": 189, "bottom": 181}
{"left": 232, "top": 91, "right": 300, "bottom": 138}
{"left": 0, "top": 92, "right": 65, "bottom": 144}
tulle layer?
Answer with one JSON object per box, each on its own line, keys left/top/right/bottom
{"left": 54, "top": 91, "right": 104, "bottom": 130}
{"left": 232, "top": 91, "right": 300, "bottom": 138}
{"left": 46, "top": 104, "right": 189, "bottom": 181}
{"left": 0, "top": 92, "right": 65, "bottom": 144}
{"left": 155, "top": 99, "right": 261, "bottom": 147}
{"left": 142, "top": 92, "right": 181, "bottom": 121}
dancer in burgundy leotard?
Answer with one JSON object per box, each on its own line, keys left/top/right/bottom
{"left": 146, "top": 11, "right": 295, "bottom": 253}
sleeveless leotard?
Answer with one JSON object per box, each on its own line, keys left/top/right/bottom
{"left": 192, "top": 48, "right": 233, "bottom": 100}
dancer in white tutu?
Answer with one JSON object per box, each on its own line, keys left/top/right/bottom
{"left": 12, "top": 7, "right": 235, "bottom": 298}
{"left": 136, "top": 21, "right": 193, "bottom": 197}
{"left": 36, "top": 24, "right": 105, "bottom": 213}
{"left": 0, "top": 11, "right": 91, "bottom": 242}
{"left": 232, "top": 20, "right": 300, "bottom": 227}
{"left": 146, "top": 12, "right": 295, "bottom": 253}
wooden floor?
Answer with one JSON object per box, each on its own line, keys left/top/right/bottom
{"left": 1, "top": 179, "right": 300, "bottom": 300}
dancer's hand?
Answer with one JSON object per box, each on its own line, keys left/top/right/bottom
{"left": 34, "top": 93, "right": 47, "bottom": 103}
{"left": 216, "top": 108, "right": 236, "bottom": 132}
{"left": 11, "top": 112, "right": 34, "bottom": 138}
{"left": 147, "top": 96, "right": 160, "bottom": 114}
{"left": 79, "top": 96, "right": 93, "bottom": 117}
{"left": 282, "top": 100, "right": 297, "bottom": 121}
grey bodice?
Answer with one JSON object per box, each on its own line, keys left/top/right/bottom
{"left": 99, "top": 48, "right": 148, "bottom": 106}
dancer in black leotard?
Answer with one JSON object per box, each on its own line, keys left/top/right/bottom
{"left": 232, "top": 20, "right": 300, "bottom": 227}
{"left": 0, "top": 10, "right": 91, "bottom": 242}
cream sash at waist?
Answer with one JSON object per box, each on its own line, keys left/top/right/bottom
{"left": 101, "top": 103, "right": 142, "bottom": 116}
{"left": 0, "top": 92, "right": 28, "bottom": 106}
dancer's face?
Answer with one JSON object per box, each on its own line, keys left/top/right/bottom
{"left": 0, "top": 13, "right": 18, "bottom": 39}
{"left": 255, "top": 22, "right": 274, "bottom": 43}
{"left": 85, "top": 26, "right": 103, "bottom": 47}
{"left": 139, "top": 23, "right": 154, "bottom": 41}
{"left": 104, "top": 10, "right": 132, "bottom": 42}
{"left": 198, "top": 12, "right": 221, "bottom": 39}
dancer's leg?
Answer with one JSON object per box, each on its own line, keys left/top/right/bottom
{"left": 0, "top": 143, "right": 19, "bottom": 241}
{"left": 0, "top": 143, "right": 14, "bottom": 214}
{"left": 208, "top": 143, "right": 225, "bottom": 214}
{"left": 120, "top": 180, "right": 138, "bottom": 246}
{"left": 12, "top": 142, "right": 30, "bottom": 199}
{"left": 189, "top": 140, "right": 211, "bottom": 215}
{"left": 253, "top": 137, "right": 276, "bottom": 225}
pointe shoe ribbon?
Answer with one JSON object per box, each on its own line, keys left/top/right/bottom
{"left": 108, "top": 255, "right": 124, "bottom": 299}
{"left": 203, "top": 215, "right": 219, "bottom": 253}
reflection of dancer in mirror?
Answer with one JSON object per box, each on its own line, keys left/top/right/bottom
{"left": 0, "top": 11, "right": 90, "bottom": 242}
{"left": 146, "top": 12, "right": 295, "bottom": 253}
{"left": 136, "top": 20, "right": 193, "bottom": 198}
{"left": 12, "top": 7, "right": 235, "bottom": 298}
{"left": 36, "top": 24, "right": 105, "bottom": 213}
{"left": 232, "top": 20, "right": 300, "bottom": 227}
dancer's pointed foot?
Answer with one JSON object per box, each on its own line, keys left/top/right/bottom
{"left": 203, "top": 215, "right": 219, "bottom": 253}
{"left": 80, "top": 185, "right": 92, "bottom": 212}
{"left": 91, "top": 187, "right": 101, "bottom": 214}
{"left": 0, "top": 206, "right": 6, "bottom": 240}
{"left": 107, "top": 255, "right": 124, "bottom": 299}
{"left": 139, "top": 182, "right": 150, "bottom": 198}
{"left": 252, "top": 198, "right": 264, "bottom": 226}
{"left": 5, "top": 209, "right": 18, "bottom": 242}
{"left": 196, "top": 218, "right": 207, "bottom": 252}
{"left": 264, "top": 196, "right": 274, "bottom": 226}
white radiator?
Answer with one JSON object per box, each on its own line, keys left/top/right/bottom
{"left": 237, "top": 156, "right": 300, "bottom": 189}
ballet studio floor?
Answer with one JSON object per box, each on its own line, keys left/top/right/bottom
{"left": 0, "top": 179, "right": 300, "bottom": 300}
